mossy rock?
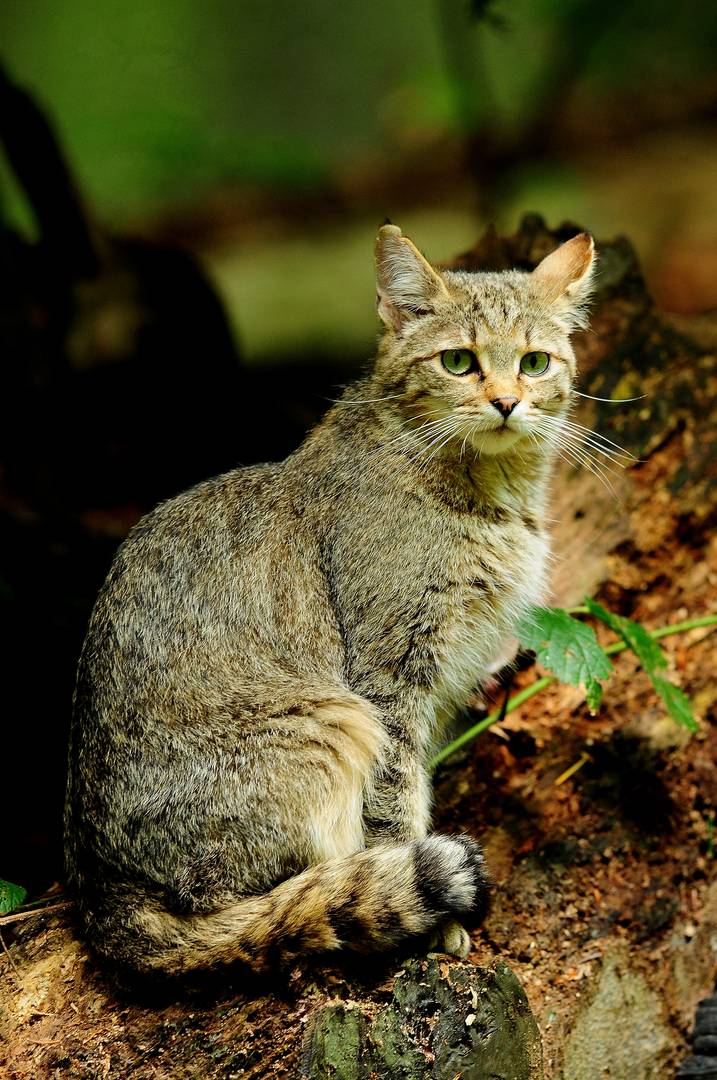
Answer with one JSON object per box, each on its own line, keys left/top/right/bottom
{"left": 302, "top": 956, "right": 543, "bottom": 1079}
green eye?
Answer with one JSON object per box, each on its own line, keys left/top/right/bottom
{"left": 520, "top": 351, "right": 550, "bottom": 376}
{"left": 441, "top": 349, "right": 476, "bottom": 376}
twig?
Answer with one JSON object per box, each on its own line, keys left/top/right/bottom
{"left": 554, "top": 752, "right": 591, "bottom": 786}
{"left": 15, "top": 891, "right": 65, "bottom": 914}
{"left": 0, "top": 929, "right": 19, "bottom": 974}
{"left": 0, "top": 901, "right": 72, "bottom": 927}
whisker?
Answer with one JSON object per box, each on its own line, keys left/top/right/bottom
{"left": 372, "top": 414, "right": 455, "bottom": 458}
{"left": 537, "top": 414, "right": 636, "bottom": 461}
{"left": 537, "top": 422, "right": 621, "bottom": 493}
{"left": 574, "top": 390, "right": 647, "bottom": 403}
{"left": 413, "top": 421, "right": 463, "bottom": 468}
{"left": 402, "top": 419, "right": 460, "bottom": 466}
{"left": 535, "top": 421, "right": 632, "bottom": 466}
{"left": 552, "top": 441, "right": 618, "bottom": 496}
{"left": 327, "top": 392, "right": 404, "bottom": 405}
{"left": 553, "top": 413, "right": 636, "bottom": 454}
{"left": 535, "top": 423, "right": 628, "bottom": 479}
{"left": 419, "top": 434, "right": 459, "bottom": 470}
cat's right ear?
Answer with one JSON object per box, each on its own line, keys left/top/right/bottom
{"left": 531, "top": 232, "right": 596, "bottom": 329}
{"left": 375, "top": 224, "right": 448, "bottom": 330}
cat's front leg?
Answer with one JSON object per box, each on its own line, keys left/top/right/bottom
{"left": 361, "top": 703, "right": 484, "bottom": 960}
{"left": 362, "top": 724, "right": 432, "bottom": 845}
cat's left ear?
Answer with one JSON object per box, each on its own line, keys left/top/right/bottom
{"left": 375, "top": 224, "right": 449, "bottom": 330}
{"left": 532, "top": 232, "right": 596, "bottom": 329}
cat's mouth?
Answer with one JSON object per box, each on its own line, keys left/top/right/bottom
{"left": 489, "top": 419, "right": 516, "bottom": 434}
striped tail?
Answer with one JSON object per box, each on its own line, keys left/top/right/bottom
{"left": 102, "top": 834, "right": 489, "bottom": 975}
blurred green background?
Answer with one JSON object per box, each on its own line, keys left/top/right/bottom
{"left": 4, "top": 0, "right": 717, "bottom": 365}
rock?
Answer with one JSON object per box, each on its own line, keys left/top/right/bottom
{"left": 675, "top": 1061, "right": 717, "bottom": 1079}
{"left": 302, "top": 1003, "right": 368, "bottom": 1078}
{"left": 675, "top": 991, "right": 717, "bottom": 1079}
{"left": 302, "top": 956, "right": 543, "bottom": 1080}
{"left": 560, "top": 948, "right": 671, "bottom": 1080}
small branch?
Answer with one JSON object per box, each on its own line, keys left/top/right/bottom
{"left": 554, "top": 752, "right": 591, "bottom": 786}
{"left": 0, "top": 901, "right": 72, "bottom": 927}
{"left": 0, "top": 930, "right": 19, "bottom": 975}
{"left": 431, "top": 612, "right": 717, "bottom": 769}
{"left": 431, "top": 675, "right": 554, "bottom": 768}
{"left": 638, "top": 614, "right": 717, "bottom": 642}
{"left": 15, "top": 891, "right": 66, "bottom": 913}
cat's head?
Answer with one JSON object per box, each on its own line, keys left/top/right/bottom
{"left": 373, "top": 224, "right": 595, "bottom": 457}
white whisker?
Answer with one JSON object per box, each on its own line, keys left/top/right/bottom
{"left": 327, "top": 392, "right": 404, "bottom": 405}
{"left": 535, "top": 421, "right": 632, "bottom": 466}
{"left": 535, "top": 423, "right": 627, "bottom": 482}
{"left": 574, "top": 390, "right": 646, "bottom": 403}
{"left": 536, "top": 413, "right": 636, "bottom": 461}
{"left": 553, "top": 441, "right": 617, "bottom": 496}
{"left": 536, "top": 420, "right": 620, "bottom": 493}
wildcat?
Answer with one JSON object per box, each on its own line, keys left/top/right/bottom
{"left": 64, "top": 224, "right": 595, "bottom": 976}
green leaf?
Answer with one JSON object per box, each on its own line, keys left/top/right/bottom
{"left": 585, "top": 597, "right": 697, "bottom": 733}
{"left": 0, "top": 878, "right": 27, "bottom": 915}
{"left": 651, "top": 676, "right": 698, "bottom": 732}
{"left": 518, "top": 606, "right": 613, "bottom": 690}
{"left": 584, "top": 597, "right": 666, "bottom": 674}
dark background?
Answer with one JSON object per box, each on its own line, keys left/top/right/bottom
{"left": 2, "top": 0, "right": 716, "bottom": 900}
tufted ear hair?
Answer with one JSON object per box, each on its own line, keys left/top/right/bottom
{"left": 532, "top": 232, "right": 596, "bottom": 330}
{"left": 375, "top": 223, "right": 448, "bottom": 330}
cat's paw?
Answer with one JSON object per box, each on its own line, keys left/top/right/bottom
{"left": 429, "top": 918, "right": 472, "bottom": 959}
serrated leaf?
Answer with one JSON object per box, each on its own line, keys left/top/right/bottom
{"left": 585, "top": 679, "right": 604, "bottom": 712}
{"left": 518, "top": 606, "right": 613, "bottom": 690}
{"left": 0, "top": 878, "right": 27, "bottom": 915}
{"left": 651, "top": 676, "right": 698, "bottom": 732}
{"left": 584, "top": 597, "right": 666, "bottom": 674}
{"left": 584, "top": 598, "right": 697, "bottom": 733}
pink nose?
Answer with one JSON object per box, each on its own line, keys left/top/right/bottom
{"left": 491, "top": 396, "right": 519, "bottom": 417}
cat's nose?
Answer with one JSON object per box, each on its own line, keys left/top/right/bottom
{"left": 490, "top": 396, "right": 519, "bottom": 417}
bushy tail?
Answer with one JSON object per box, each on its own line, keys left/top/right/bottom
{"left": 106, "top": 834, "right": 489, "bottom": 976}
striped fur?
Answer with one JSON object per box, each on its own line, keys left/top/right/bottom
{"left": 65, "top": 226, "right": 593, "bottom": 975}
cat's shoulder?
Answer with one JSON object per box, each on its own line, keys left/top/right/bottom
{"left": 118, "top": 462, "right": 284, "bottom": 557}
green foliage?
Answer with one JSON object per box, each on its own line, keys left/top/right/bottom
{"left": 518, "top": 600, "right": 698, "bottom": 732}
{"left": 517, "top": 606, "right": 613, "bottom": 709}
{"left": 584, "top": 598, "right": 697, "bottom": 732}
{"left": 433, "top": 607, "right": 714, "bottom": 769}
{"left": 0, "top": 878, "right": 27, "bottom": 915}
{"left": 649, "top": 676, "right": 698, "bottom": 733}
{"left": 584, "top": 598, "right": 665, "bottom": 671}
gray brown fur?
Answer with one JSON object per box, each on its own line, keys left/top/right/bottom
{"left": 64, "top": 225, "right": 595, "bottom": 976}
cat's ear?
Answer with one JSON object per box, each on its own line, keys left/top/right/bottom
{"left": 375, "top": 224, "right": 448, "bottom": 330}
{"left": 532, "top": 232, "right": 596, "bottom": 329}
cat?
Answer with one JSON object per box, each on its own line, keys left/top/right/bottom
{"left": 64, "top": 223, "right": 595, "bottom": 976}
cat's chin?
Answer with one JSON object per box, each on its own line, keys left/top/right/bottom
{"left": 468, "top": 427, "right": 526, "bottom": 457}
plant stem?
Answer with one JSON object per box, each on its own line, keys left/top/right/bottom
{"left": 430, "top": 612, "right": 717, "bottom": 769}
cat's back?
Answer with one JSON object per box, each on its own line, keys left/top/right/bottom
{"left": 74, "top": 460, "right": 326, "bottom": 714}
{"left": 90, "top": 463, "right": 281, "bottom": 627}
